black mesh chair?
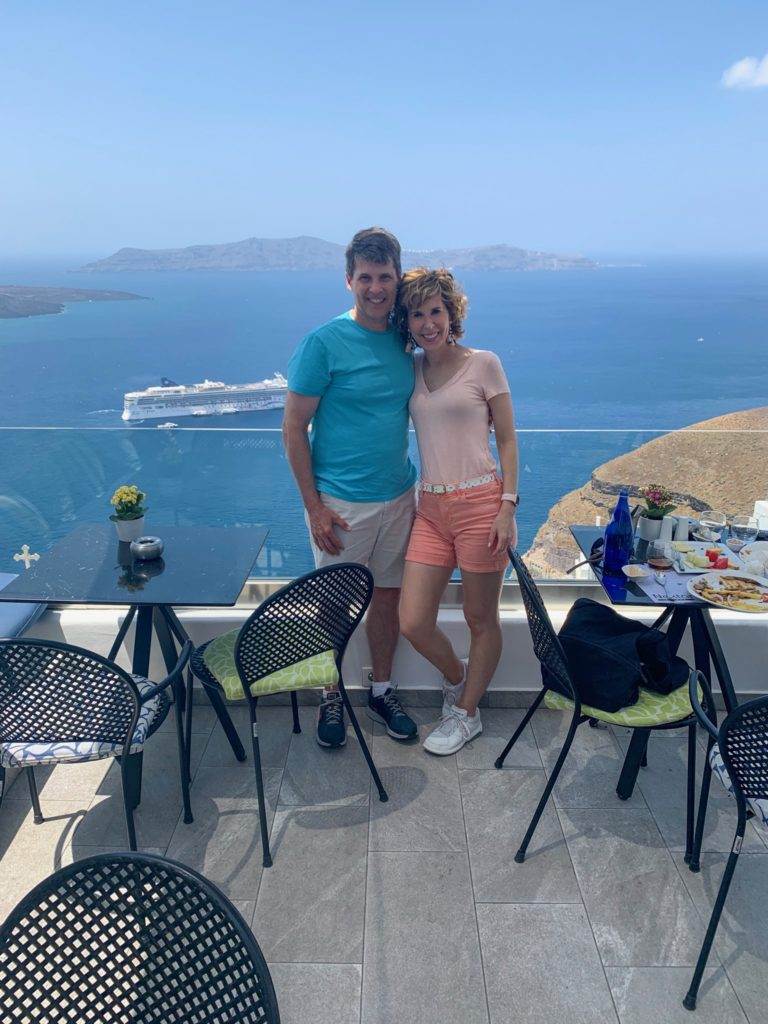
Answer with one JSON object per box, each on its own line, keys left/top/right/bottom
{"left": 683, "top": 675, "right": 768, "bottom": 1010}
{"left": 0, "top": 637, "right": 192, "bottom": 850}
{"left": 496, "top": 549, "right": 700, "bottom": 863}
{"left": 190, "top": 563, "right": 388, "bottom": 867}
{"left": 0, "top": 851, "right": 280, "bottom": 1023}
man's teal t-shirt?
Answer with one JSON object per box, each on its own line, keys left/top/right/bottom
{"left": 287, "top": 312, "right": 417, "bottom": 502}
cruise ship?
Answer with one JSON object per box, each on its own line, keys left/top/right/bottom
{"left": 122, "top": 373, "right": 288, "bottom": 422}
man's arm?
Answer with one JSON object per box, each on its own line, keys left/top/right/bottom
{"left": 282, "top": 391, "right": 349, "bottom": 555}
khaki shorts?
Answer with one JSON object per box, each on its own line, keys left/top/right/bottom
{"left": 305, "top": 487, "right": 416, "bottom": 588}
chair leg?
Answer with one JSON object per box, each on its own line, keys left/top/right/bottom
{"left": 689, "top": 738, "right": 714, "bottom": 873}
{"left": 123, "top": 751, "right": 144, "bottom": 809}
{"left": 174, "top": 678, "right": 193, "bottom": 825}
{"left": 683, "top": 816, "right": 746, "bottom": 1010}
{"left": 185, "top": 667, "right": 194, "bottom": 783}
{"left": 249, "top": 701, "right": 273, "bottom": 868}
{"left": 206, "top": 683, "right": 247, "bottom": 763}
{"left": 684, "top": 723, "right": 696, "bottom": 864}
{"left": 291, "top": 691, "right": 301, "bottom": 734}
{"left": 26, "top": 767, "right": 44, "bottom": 824}
{"left": 495, "top": 689, "right": 545, "bottom": 769}
{"left": 616, "top": 728, "right": 650, "bottom": 800}
{"left": 338, "top": 683, "right": 388, "bottom": 802}
{"left": 119, "top": 761, "right": 138, "bottom": 851}
{"left": 516, "top": 713, "right": 579, "bottom": 863}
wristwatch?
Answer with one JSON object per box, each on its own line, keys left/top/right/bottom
{"left": 501, "top": 492, "right": 520, "bottom": 508}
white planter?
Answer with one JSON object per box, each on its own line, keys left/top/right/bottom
{"left": 637, "top": 514, "right": 663, "bottom": 542}
{"left": 114, "top": 517, "right": 145, "bottom": 542}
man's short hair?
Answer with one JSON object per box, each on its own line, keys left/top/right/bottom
{"left": 345, "top": 227, "right": 402, "bottom": 279}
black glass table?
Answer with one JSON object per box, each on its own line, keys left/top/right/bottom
{"left": 0, "top": 523, "right": 269, "bottom": 804}
{"left": 570, "top": 526, "right": 740, "bottom": 802}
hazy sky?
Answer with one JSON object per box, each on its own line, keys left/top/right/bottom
{"left": 1, "top": 1, "right": 766, "bottom": 257}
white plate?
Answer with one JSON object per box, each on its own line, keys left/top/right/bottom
{"left": 673, "top": 541, "right": 741, "bottom": 574}
{"left": 622, "top": 564, "right": 650, "bottom": 579}
{"left": 739, "top": 541, "right": 768, "bottom": 561}
{"left": 688, "top": 571, "right": 768, "bottom": 613}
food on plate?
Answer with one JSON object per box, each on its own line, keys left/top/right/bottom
{"left": 705, "top": 547, "right": 723, "bottom": 560}
{"left": 672, "top": 541, "right": 694, "bottom": 553}
{"left": 687, "top": 554, "right": 712, "bottom": 568}
{"left": 691, "top": 572, "right": 768, "bottom": 613}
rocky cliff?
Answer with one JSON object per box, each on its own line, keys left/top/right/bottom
{"left": 524, "top": 407, "right": 768, "bottom": 576}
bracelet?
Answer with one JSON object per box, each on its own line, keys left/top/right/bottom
{"left": 501, "top": 492, "right": 520, "bottom": 508}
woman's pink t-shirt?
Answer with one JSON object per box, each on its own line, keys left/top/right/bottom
{"left": 409, "top": 349, "right": 511, "bottom": 485}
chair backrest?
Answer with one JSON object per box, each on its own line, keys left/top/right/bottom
{"left": 235, "top": 562, "right": 374, "bottom": 687}
{"left": 720, "top": 694, "right": 768, "bottom": 804}
{"left": 0, "top": 852, "right": 281, "bottom": 1024}
{"left": 507, "top": 548, "right": 577, "bottom": 701}
{"left": 0, "top": 638, "right": 140, "bottom": 746}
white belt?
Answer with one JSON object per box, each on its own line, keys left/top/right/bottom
{"left": 419, "top": 473, "right": 498, "bottom": 495}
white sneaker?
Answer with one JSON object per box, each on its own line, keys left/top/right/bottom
{"left": 441, "top": 658, "right": 468, "bottom": 718}
{"left": 423, "top": 707, "right": 482, "bottom": 756}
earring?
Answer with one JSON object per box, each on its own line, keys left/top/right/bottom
{"left": 406, "top": 332, "right": 416, "bottom": 353}
{"left": 447, "top": 331, "right": 456, "bottom": 345}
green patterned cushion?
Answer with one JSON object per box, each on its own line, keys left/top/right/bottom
{"left": 202, "top": 627, "right": 338, "bottom": 700}
{"left": 543, "top": 681, "right": 697, "bottom": 727}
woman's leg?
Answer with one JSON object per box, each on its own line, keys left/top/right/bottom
{"left": 399, "top": 561, "right": 462, "bottom": 682}
{"left": 456, "top": 568, "right": 506, "bottom": 716}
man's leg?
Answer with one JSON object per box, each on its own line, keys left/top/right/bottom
{"left": 364, "top": 488, "right": 419, "bottom": 740}
{"left": 304, "top": 494, "right": 378, "bottom": 748}
{"left": 366, "top": 586, "right": 401, "bottom": 683}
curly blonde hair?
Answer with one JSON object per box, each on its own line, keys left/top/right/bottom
{"left": 394, "top": 267, "right": 468, "bottom": 345}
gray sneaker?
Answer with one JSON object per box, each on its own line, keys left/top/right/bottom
{"left": 424, "top": 707, "right": 482, "bottom": 756}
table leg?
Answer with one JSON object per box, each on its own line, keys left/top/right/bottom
{"left": 161, "top": 606, "right": 247, "bottom": 764}
{"left": 108, "top": 605, "right": 137, "bottom": 662}
{"left": 665, "top": 606, "right": 689, "bottom": 657}
{"left": 123, "top": 606, "right": 154, "bottom": 810}
{"left": 697, "top": 608, "right": 739, "bottom": 714}
{"left": 153, "top": 607, "right": 193, "bottom": 824}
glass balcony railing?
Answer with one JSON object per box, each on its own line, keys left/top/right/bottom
{"left": 1, "top": 426, "right": 765, "bottom": 583}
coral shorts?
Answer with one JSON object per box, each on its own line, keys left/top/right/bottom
{"left": 406, "top": 478, "right": 509, "bottom": 573}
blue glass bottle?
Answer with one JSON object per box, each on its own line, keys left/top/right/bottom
{"left": 603, "top": 491, "right": 634, "bottom": 575}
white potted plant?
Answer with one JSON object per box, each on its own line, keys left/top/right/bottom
{"left": 109, "top": 484, "right": 148, "bottom": 542}
{"left": 637, "top": 483, "right": 676, "bottom": 542}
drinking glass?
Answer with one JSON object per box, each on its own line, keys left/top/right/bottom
{"left": 647, "top": 540, "right": 673, "bottom": 567}
{"left": 698, "top": 510, "right": 726, "bottom": 541}
{"left": 729, "top": 514, "right": 759, "bottom": 550}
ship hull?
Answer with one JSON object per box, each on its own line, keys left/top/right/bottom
{"left": 122, "top": 389, "right": 287, "bottom": 421}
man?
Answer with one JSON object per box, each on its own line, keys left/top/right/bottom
{"left": 283, "top": 226, "right": 418, "bottom": 747}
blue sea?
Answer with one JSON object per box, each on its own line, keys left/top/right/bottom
{"left": 1, "top": 257, "right": 767, "bottom": 576}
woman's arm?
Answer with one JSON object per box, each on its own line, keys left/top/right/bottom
{"left": 487, "top": 392, "right": 519, "bottom": 555}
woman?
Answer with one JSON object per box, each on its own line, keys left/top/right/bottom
{"left": 396, "top": 268, "right": 519, "bottom": 755}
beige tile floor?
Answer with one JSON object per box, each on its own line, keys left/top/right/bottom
{"left": 1, "top": 703, "right": 766, "bottom": 1024}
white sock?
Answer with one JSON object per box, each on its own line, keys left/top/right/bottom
{"left": 371, "top": 681, "right": 391, "bottom": 698}
{"left": 443, "top": 659, "right": 467, "bottom": 690}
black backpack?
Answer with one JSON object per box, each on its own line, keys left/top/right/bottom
{"left": 543, "top": 598, "right": 689, "bottom": 712}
